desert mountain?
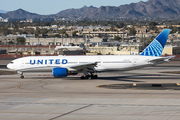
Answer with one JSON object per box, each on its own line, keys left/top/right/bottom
{"left": 0, "top": 0, "right": 180, "bottom": 20}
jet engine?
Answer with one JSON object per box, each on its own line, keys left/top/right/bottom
{"left": 53, "top": 68, "right": 68, "bottom": 77}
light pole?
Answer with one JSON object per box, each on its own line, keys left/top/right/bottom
{"left": 29, "top": 37, "right": 30, "bottom": 49}
{"left": 61, "top": 35, "right": 63, "bottom": 46}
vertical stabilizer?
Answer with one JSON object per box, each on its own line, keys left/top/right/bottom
{"left": 140, "top": 29, "right": 170, "bottom": 57}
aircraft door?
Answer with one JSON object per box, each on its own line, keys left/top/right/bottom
{"left": 97, "top": 57, "right": 101, "bottom": 67}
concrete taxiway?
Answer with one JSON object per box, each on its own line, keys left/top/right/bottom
{"left": 0, "top": 61, "right": 180, "bottom": 120}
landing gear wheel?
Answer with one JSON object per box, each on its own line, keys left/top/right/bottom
{"left": 94, "top": 75, "right": 98, "bottom": 79}
{"left": 87, "top": 75, "right": 92, "bottom": 80}
{"left": 20, "top": 75, "right": 24, "bottom": 79}
{"left": 80, "top": 76, "right": 85, "bottom": 79}
{"left": 81, "top": 75, "right": 92, "bottom": 80}
{"left": 80, "top": 74, "right": 98, "bottom": 80}
{"left": 19, "top": 72, "right": 24, "bottom": 79}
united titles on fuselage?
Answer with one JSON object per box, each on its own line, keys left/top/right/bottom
{"left": 30, "top": 59, "right": 68, "bottom": 65}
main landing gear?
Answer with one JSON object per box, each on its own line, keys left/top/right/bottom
{"left": 80, "top": 74, "right": 98, "bottom": 80}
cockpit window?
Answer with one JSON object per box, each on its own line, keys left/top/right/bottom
{"left": 10, "top": 62, "right": 14, "bottom": 64}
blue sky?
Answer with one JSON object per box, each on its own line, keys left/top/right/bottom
{"left": 0, "top": 0, "right": 147, "bottom": 15}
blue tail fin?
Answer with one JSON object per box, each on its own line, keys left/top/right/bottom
{"left": 140, "top": 29, "right": 171, "bottom": 57}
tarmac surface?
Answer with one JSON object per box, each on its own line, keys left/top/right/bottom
{"left": 0, "top": 61, "right": 180, "bottom": 120}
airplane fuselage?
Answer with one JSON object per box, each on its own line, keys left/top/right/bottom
{"left": 7, "top": 55, "right": 163, "bottom": 73}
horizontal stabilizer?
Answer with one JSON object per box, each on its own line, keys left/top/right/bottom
{"left": 148, "top": 56, "right": 175, "bottom": 63}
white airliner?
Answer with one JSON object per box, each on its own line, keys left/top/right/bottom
{"left": 7, "top": 29, "right": 173, "bottom": 79}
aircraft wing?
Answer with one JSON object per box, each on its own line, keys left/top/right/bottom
{"left": 68, "top": 62, "right": 98, "bottom": 71}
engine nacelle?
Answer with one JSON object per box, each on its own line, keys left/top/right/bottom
{"left": 53, "top": 68, "right": 68, "bottom": 77}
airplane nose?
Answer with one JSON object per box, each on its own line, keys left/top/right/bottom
{"left": 7, "top": 64, "right": 13, "bottom": 69}
{"left": 7, "top": 64, "right": 10, "bottom": 69}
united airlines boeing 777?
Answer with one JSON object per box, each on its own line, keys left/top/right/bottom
{"left": 7, "top": 29, "right": 172, "bottom": 79}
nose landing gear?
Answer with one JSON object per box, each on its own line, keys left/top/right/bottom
{"left": 20, "top": 75, "right": 24, "bottom": 79}
{"left": 18, "top": 71, "right": 24, "bottom": 79}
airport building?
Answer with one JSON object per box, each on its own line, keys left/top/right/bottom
{"left": 0, "top": 17, "right": 8, "bottom": 22}
{"left": 0, "top": 34, "right": 35, "bottom": 45}
{"left": 78, "top": 31, "right": 128, "bottom": 38}
{"left": 162, "top": 45, "right": 180, "bottom": 55}
{"left": 25, "top": 37, "right": 102, "bottom": 46}
{"left": 88, "top": 43, "right": 143, "bottom": 55}
{"left": 0, "top": 35, "right": 103, "bottom": 46}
